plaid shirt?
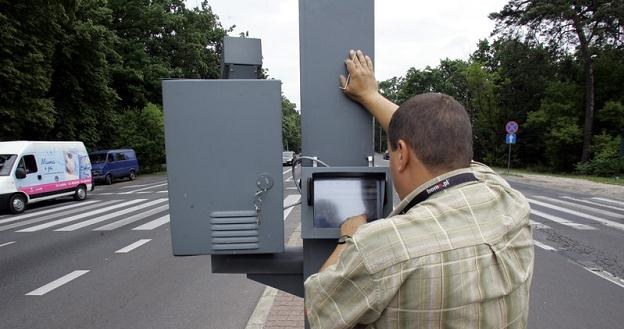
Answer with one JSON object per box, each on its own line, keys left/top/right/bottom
{"left": 304, "top": 162, "right": 534, "bottom": 329}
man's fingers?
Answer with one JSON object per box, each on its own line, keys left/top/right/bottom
{"left": 355, "top": 50, "right": 367, "bottom": 67}
{"left": 365, "top": 55, "right": 374, "bottom": 71}
{"left": 345, "top": 57, "right": 356, "bottom": 73}
{"left": 339, "top": 74, "right": 348, "bottom": 90}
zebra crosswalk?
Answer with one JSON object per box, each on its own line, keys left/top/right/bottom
{"left": 0, "top": 191, "right": 622, "bottom": 237}
{"left": 0, "top": 198, "right": 170, "bottom": 233}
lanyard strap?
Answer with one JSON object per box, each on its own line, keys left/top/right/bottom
{"left": 398, "top": 172, "right": 478, "bottom": 215}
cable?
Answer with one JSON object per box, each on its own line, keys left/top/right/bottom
{"left": 291, "top": 156, "right": 330, "bottom": 195}
{"left": 283, "top": 201, "right": 301, "bottom": 210}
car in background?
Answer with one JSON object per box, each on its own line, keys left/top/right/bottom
{"left": 282, "top": 151, "right": 295, "bottom": 166}
{"left": 383, "top": 150, "right": 390, "bottom": 160}
{"left": 89, "top": 149, "right": 139, "bottom": 185}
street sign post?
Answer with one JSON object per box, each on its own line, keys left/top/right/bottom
{"left": 505, "top": 121, "right": 518, "bottom": 175}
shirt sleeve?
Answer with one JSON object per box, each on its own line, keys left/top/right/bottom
{"left": 304, "top": 239, "right": 382, "bottom": 329}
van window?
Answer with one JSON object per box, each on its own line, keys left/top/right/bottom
{"left": 108, "top": 153, "right": 115, "bottom": 162}
{"left": 0, "top": 154, "right": 17, "bottom": 176}
{"left": 116, "top": 152, "right": 126, "bottom": 161}
{"left": 89, "top": 153, "right": 107, "bottom": 164}
{"left": 18, "top": 155, "right": 38, "bottom": 174}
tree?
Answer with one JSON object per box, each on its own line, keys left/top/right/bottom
{"left": 490, "top": 0, "right": 624, "bottom": 162}
{"left": 281, "top": 96, "right": 300, "bottom": 152}
{"left": 0, "top": 1, "right": 70, "bottom": 140}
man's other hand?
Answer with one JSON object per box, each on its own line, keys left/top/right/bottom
{"left": 340, "top": 49, "right": 378, "bottom": 104}
{"left": 341, "top": 214, "right": 368, "bottom": 237}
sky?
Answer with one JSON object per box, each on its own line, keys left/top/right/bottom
{"left": 187, "top": 0, "right": 509, "bottom": 109}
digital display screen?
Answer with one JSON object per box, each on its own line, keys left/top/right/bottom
{"left": 312, "top": 177, "right": 382, "bottom": 228}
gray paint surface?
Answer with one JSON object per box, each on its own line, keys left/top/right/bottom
{"left": 163, "top": 79, "right": 283, "bottom": 255}
{"left": 299, "top": 0, "right": 375, "bottom": 167}
{"left": 222, "top": 37, "right": 262, "bottom": 65}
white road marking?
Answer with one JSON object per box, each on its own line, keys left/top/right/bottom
{"left": 283, "top": 195, "right": 301, "bottom": 220}
{"left": 533, "top": 240, "right": 557, "bottom": 251}
{"left": 590, "top": 197, "right": 624, "bottom": 207}
{"left": 132, "top": 215, "right": 170, "bottom": 230}
{"left": 119, "top": 181, "right": 166, "bottom": 189}
{"left": 0, "top": 241, "right": 16, "bottom": 248}
{"left": 530, "top": 220, "right": 551, "bottom": 230}
{"left": 0, "top": 200, "right": 99, "bottom": 225}
{"left": 17, "top": 199, "right": 145, "bottom": 232}
{"left": 528, "top": 199, "right": 624, "bottom": 231}
{"left": 286, "top": 187, "right": 298, "bottom": 190}
{"left": 531, "top": 209, "right": 596, "bottom": 230}
{"left": 562, "top": 196, "right": 624, "bottom": 212}
{"left": 55, "top": 199, "right": 168, "bottom": 231}
{"left": 120, "top": 183, "right": 168, "bottom": 194}
{"left": 577, "top": 264, "right": 624, "bottom": 289}
{"left": 534, "top": 196, "right": 623, "bottom": 218}
{"left": 283, "top": 168, "right": 292, "bottom": 175}
{"left": 25, "top": 270, "right": 89, "bottom": 296}
{"left": 94, "top": 205, "right": 169, "bottom": 231}
{"left": 0, "top": 200, "right": 119, "bottom": 232}
{"left": 115, "top": 239, "right": 152, "bottom": 253}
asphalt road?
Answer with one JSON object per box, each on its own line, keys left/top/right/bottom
{"left": 1, "top": 162, "right": 623, "bottom": 329}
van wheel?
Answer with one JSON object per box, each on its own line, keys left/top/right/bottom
{"left": 74, "top": 185, "right": 87, "bottom": 201}
{"left": 9, "top": 194, "right": 26, "bottom": 214}
{"left": 105, "top": 174, "right": 112, "bottom": 185}
{"left": 129, "top": 170, "right": 136, "bottom": 181}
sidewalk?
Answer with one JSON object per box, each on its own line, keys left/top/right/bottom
{"left": 245, "top": 225, "right": 305, "bottom": 329}
{"left": 500, "top": 171, "right": 624, "bottom": 200}
{"left": 245, "top": 170, "right": 624, "bottom": 329}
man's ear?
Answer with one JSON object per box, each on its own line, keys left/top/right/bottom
{"left": 396, "top": 139, "right": 411, "bottom": 172}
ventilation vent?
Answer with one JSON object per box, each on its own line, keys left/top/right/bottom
{"left": 210, "top": 210, "right": 259, "bottom": 251}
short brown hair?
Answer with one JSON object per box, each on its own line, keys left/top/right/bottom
{"left": 388, "top": 93, "right": 473, "bottom": 172}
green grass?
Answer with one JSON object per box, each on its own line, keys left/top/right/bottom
{"left": 493, "top": 167, "right": 624, "bottom": 186}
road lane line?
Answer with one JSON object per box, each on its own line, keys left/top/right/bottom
{"left": 17, "top": 199, "right": 144, "bottom": 232}
{"left": 530, "top": 220, "right": 551, "bottom": 230}
{"left": 591, "top": 197, "right": 624, "bottom": 207}
{"left": 575, "top": 264, "right": 624, "bottom": 289}
{"left": 533, "top": 241, "right": 557, "bottom": 251}
{"left": 25, "top": 270, "right": 89, "bottom": 296}
{"left": 0, "top": 200, "right": 120, "bottom": 232}
{"left": 534, "top": 196, "right": 623, "bottom": 218}
{"left": 115, "top": 239, "right": 152, "bottom": 253}
{"left": 132, "top": 214, "right": 169, "bottom": 230}
{"left": 283, "top": 195, "right": 301, "bottom": 221}
{"left": 0, "top": 200, "right": 99, "bottom": 225}
{"left": 531, "top": 209, "right": 597, "bottom": 230}
{"left": 283, "top": 168, "right": 292, "bottom": 175}
{"left": 55, "top": 199, "right": 168, "bottom": 231}
{"left": 119, "top": 181, "right": 167, "bottom": 189}
{"left": 528, "top": 199, "right": 624, "bottom": 231}
{"left": 94, "top": 205, "right": 169, "bottom": 231}
{"left": 120, "top": 183, "right": 168, "bottom": 194}
{"left": 0, "top": 241, "right": 16, "bottom": 248}
{"left": 562, "top": 196, "right": 624, "bottom": 212}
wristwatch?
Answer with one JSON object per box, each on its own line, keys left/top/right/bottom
{"left": 337, "top": 235, "right": 351, "bottom": 244}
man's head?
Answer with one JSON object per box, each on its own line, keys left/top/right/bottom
{"left": 387, "top": 93, "right": 473, "bottom": 199}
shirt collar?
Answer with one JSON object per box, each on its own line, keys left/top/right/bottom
{"left": 390, "top": 166, "right": 475, "bottom": 217}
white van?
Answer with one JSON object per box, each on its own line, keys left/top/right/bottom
{"left": 0, "top": 141, "right": 93, "bottom": 214}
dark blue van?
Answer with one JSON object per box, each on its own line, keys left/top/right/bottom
{"left": 89, "top": 149, "right": 139, "bottom": 185}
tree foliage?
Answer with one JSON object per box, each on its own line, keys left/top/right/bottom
{"left": 490, "top": 0, "right": 624, "bottom": 162}
{"left": 282, "top": 96, "right": 301, "bottom": 152}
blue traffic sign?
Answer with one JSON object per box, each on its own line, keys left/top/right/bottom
{"left": 506, "top": 133, "right": 517, "bottom": 144}
{"left": 506, "top": 121, "right": 518, "bottom": 134}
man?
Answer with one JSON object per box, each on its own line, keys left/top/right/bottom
{"left": 304, "top": 50, "right": 533, "bottom": 329}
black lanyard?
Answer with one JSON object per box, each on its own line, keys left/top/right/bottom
{"left": 398, "top": 172, "right": 478, "bottom": 215}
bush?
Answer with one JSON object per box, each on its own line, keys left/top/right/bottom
{"left": 113, "top": 103, "right": 165, "bottom": 173}
{"left": 575, "top": 133, "right": 624, "bottom": 176}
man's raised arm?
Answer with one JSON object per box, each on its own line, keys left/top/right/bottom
{"left": 340, "top": 49, "right": 399, "bottom": 132}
